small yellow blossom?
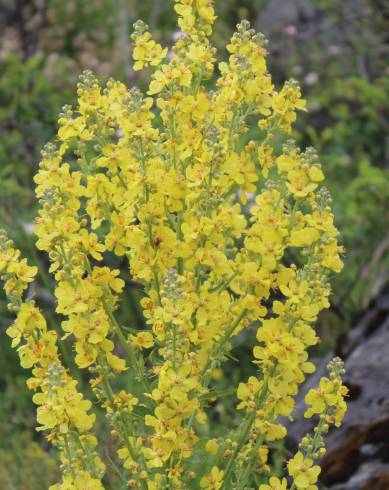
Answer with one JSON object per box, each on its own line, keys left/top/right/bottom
{"left": 200, "top": 466, "right": 224, "bottom": 490}
{"left": 259, "top": 476, "right": 288, "bottom": 490}
{"left": 131, "top": 331, "right": 154, "bottom": 349}
{"left": 205, "top": 439, "right": 219, "bottom": 455}
{"left": 287, "top": 452, "right": 321, "bottom": 489}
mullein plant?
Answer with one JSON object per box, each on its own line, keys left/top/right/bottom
{"left": 0, "top": 1, "right": 348, "bottom": 489}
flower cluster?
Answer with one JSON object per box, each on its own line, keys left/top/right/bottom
{"left": 285, "top": 358, "right": 348, "bottom": 490}
{"left": 0, "top": 1, "right": 347, "bottom": 488}
{"left": 0, "top": 231, "right": 104, "bottom": 489}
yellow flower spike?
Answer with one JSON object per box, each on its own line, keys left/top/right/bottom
{"left": 0, "top": 233, "right": 104, "bottom": 487}
{"left": 0, "top": 3, "right": 346, "bottom": 487}
{"left": 131, "top": 20, "right": 167, "bottom": 71}
{"left": 304, "top": 358, "right": 348, "bottom": 426}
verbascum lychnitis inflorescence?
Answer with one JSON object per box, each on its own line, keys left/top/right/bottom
{"left": 0, "top": 1, "right": 347, "bottom": 489}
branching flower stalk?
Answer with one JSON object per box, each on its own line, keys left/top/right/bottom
{"left": 0, "top": 232, "right": 105, "bottom": 489}
{"left": 0, "top": 1, "right": 348, "bottom": 489}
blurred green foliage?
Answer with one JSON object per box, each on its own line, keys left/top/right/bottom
{"left": 0, "top": 0, "right": 388, "bottom": 485}
{"left": 0, "top": 437, "right": 59, "bottom": 489}
{"left": 0, "top": 53, "right": 74, "bottom": 215}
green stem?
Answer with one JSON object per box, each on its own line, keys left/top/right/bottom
{"left": 201, "top": 309, "right": 247, "bottom": 379}
{"left": 102, "top": 298, "right": 155, "bottom": 409}
{"left": 100, "top": 373, "right": 147, "bottom": 490}
{"left": 172, "top": 323, "right": 177, "bottom": 370}
{"left": 152, "top": 268, "right": 162, "bottom": 306}
{"left": 186, "top": 310, "right": 248, "bottom": 435}
{"left": 221, "top": 369, "right": 274, "bottom": 488}
{"left": 208, "top": 271, "right": 238, "bottom": 293}
{"left": 74, "top": 432, "right": 98, "bottom": 478}
{"left": 237, "top": 435, "right": 264, "bottom": 489}
{"left": 63, "top": 434, "right": 76, "bottom": 479}
{"left": 222, "top": 411, "right": 256, "bottom": 488}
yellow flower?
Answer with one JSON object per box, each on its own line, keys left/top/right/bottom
{"left": 7, "top": 258, "right": 37, "bottom": 284}
{"left": 286, "top": 169, "right": 319, "bottom": 197}
{"left": 132, "top": 31, "right": 167, "bottom": 71}
{"left": 57, "top": 116, "right": 86, "bottom": 141}
{"left": 200, "top": 466, "right": 224, "bottom": 490}
{"left": 259, "top": 476, "right": 288, "bottom": 490}
{"left": 131, "top": 331, "right": 154, "bottom": 349}
{"left": 6, "top": 302, "right": 45, "bottom": 347}
{"left": 205, "top": 439, "right": 219, "bottom": 455}
{"left": 304, "top": 376, "right": 348, "bottom": 426}
{"left": 279, "top": 280, "right": 309, "bottom": 304}
{"left": 289, "top": 228, "right": 320, "bottom": 247}
{"left": 51, "top": 471, "right": 104, "bottom": 490}
{"left": 287, "top": 452, "right": 321, "bottom": 489}
{"left": 304, "top": 378, "right": 338, "bottom": 417}
{"left": 237, "top": 376, "right": 262, "bottom": 410}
